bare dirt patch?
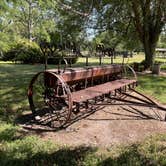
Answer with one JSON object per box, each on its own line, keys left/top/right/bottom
{"left": 19, "top": 103, "right": 166, "bottom": 148}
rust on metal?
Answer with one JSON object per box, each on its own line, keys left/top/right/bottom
{"left": 47, "top": 64, "right": 122, "bottom": 82}
{"left": 28, "top": 63, "right": 166, "bottom": 128}
{"left": 72, "top": 79, "right": 136, "bottom": 103}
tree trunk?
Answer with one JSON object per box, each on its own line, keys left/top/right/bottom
{"left": 143, "top": 41, "right": 156, "bottom": 69}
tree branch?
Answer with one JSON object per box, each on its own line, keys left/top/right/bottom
{"left": 131, "top": 0, "right": 143, "bottom": 42}
{"left": 56, "top": 0, "right": 91, "bottom": 17}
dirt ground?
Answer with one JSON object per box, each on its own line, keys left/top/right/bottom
{"left": 18, "top": 71, "right": 166, "bottom": 147}
{"left": 20, "top": 102, "right": 166, "bottom": 148}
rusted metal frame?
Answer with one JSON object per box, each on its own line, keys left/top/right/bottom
{"left": 58, "top": 58, "right": 68, "bottom": 74}
{"left": 106, "top": 84, "right": 164, "bottom": 120}
{"left": 85, "top": 100, "right": 89, "bottom": 109}
{"left": 107, "top": 74, "right": 110, "bottom": 82}
{"left": 95, "top": 98, "right": 164, "bottom": 121}
{"left": 116, "top": 86, "right": 129, "bottom": 100}
{"left": 60, "top": 65, "right": 123, "bottom": 82}
{"left": 129, "top": 88, "right": 158, "bottom": 105}
{"left": 118, "top": 91, "right": 155, "bottom": 105}
{"left": 117, "top": 93, "right": 163, "bottom": 120}
{"left": 122, "top": 85, "right": 127, "bottom": 92}
{"left": 124, "top": 64, "right": 137, "bottom": 80}
{"left": 95, "top": 97, "right": 158, "bottom": 108}
{"left": 91, "top": 76, "right": 94, "bottom": 86}
{"left": 99, "top": 96, "right": 166, "bottom": 112}
{"left": 29, "top": 64, "right": 140, "bottom": 127}
{"left": 102, "top": 74, "right": 105, "bottom": 83}
{"left": 94, "top": 96, "right": 98, "bottom": 103}
{"left": 99, "top": 94, "right": 105, "bottom": 102}
{"left": 75, "top": 102, "right": 80, "bottom": 113}
{"left": 151, "top": 108, "right": 162, "bottom": 120}
{"left": 84, "top": 77, "right": 88, "bottom": 89}
{"left": 91, "top": 69, "right": 94, "bottom": 86}
{"left": 107, "top": 83, "right": 166, "bottom": 112}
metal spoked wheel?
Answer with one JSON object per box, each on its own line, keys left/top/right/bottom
{"left": 122, "top": 64, "right": 137, "bottom": 80}
{"left": 28, "top": 71, "right": 72, "bottom": 128}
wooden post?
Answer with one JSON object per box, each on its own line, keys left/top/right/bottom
{"left": 99, "top": 55, "right": 102, "bottom": 65}
{"left": 69, "top": 58, "right": 72, "bottom": 67}
{"left": 111, "top": 55, "right": 113, "bottom": 64}
{"left": 44, "top": 53, "right": 48, "bottom": 70}
{"left": 86, "top": 56, "right": 89, "bottom": 66}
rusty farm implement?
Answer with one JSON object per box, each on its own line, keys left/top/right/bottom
{"left": 27, "top": 42, "right": 166, "bottom": 128}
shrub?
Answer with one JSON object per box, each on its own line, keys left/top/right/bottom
{"left": 46, "top": 50, "right": 78, "bottom": 65}
{"left": 47, "top": 56, "right": 78, "bottom": 65}
{"left": 2, "top": 39, "right": 42, "bottom": 64}
{"left": 2, "top": 39, "right": 78, "bottom": 64}
{"left": 132, "top": 61, "right": 145, "bottom": 72}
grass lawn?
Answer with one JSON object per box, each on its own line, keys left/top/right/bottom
{"left": 76, "top": 53, "right": 166, "bottom": 66}
{"left": 137, "top": 74, "right": 166, "bottom": 103}
{"left": 0, "top": 55, "right": 166, "bottom": 165}
{"left": 76, "top": 53, "right": 145, "bottom": 66}
{"left": 0, "top": 122, "right": 166, "bottom": 165}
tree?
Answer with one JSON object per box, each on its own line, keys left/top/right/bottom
{"left": 130, "top": 0, "right": 166, "bottom": 68}
{"left": 0, "top": 0, "right": 14, "bottom": 55}
{"left": 93, "top": 30, "right": 120, "bottom": 48}
{"left": 55, "top": 0, "right": 92, "bottom": 45}
{"left": 11, "top": 0, "right": 56, "bottom": 41}
{"left": 93, "top": 0, "right": 166, "bottom": 68}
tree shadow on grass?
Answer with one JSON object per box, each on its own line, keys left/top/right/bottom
{"left": 0, "top": 145, "right": 97, "bottom": 166}
{"left": 0, "top": 127, "right": 18, "bottom": 142}
{"left": 0, "top": 137, "right": 159, "bottom": 166}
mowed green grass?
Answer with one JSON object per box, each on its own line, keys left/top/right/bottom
{"left": 76, "top": 53, "right": 166, "bottom": 67}
{"left": 76, "top": 53, "right": 144, "bottom": 66}
{"left": 0, "top": 64, "right": 44, "bottom": 113}
{"left": 137, "top": 75, "right": 166, "bottom": 103}
{"left": 0, "top": 55, "right": 166, "bottom": 165}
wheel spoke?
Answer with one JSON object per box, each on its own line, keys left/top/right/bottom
{"left": 28, "top": 71, "right": 72, "bottom": 128}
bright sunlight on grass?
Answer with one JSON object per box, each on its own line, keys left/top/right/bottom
{"left": 137, "top": 74, "right": 166, "bottom": 104}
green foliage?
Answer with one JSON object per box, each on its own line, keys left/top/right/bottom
{"left": 11, "top": 0, "right": 55, "bottom": 41}
{"left": 161, "top": 65, "right": 166, "bottom": 70}
{"left": 157, "top": 34, "right": 166, "bottom": 48}
{"left": 138, "top": 134, "right": 166, "bottom": 165}
{"left": 0, "top": 32, "right": 11, "bottom": 53}
{"left": 94, "top": 30, "right": 120, "bottom": 48}
{"left": 47, "top": 56, "right": 78, "bottom": 65}
{"left": 2, "top": 39, "right": 42, "bottom": 63}
{"left": 0, "top": 123, "right": 19, "bottom": 142}
{"left": 0, "top": 123, "right": 58, "bottom": 166}
{"left": 0, "top": 122, "right": 97, "bottom": 166}
{"left": 93, "top": 0, "right": 166, "bottom": 68}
